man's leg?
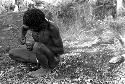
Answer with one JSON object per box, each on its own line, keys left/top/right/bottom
{"left": 28, "top": 42, "right": 59, "bottom": 77}
{"left": 9, "top": 47, "right": 49, "bottom": 71}
{"left": 33, "top": 42, "right": 59, "bottom": 70}
{"left": 9, "top": 48, "right": 37, "bottom": 63}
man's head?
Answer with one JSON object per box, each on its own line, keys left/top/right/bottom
{"left": 23, "top": 8, "right": 46, "bottom": 28}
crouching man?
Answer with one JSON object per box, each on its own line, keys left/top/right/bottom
{"left": 9, "top": 8, "right": 64, "bottom": 76}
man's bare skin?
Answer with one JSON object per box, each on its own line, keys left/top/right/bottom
{"left": 9, "top": 8, "right": 64, "bottom": 77}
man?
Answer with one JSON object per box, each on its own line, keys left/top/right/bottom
{"left": 9, "top": 8, "right": 64, "bottom": 76}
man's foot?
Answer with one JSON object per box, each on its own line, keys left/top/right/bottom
{"left": 49, "top": 57, "right": 60, "bottom": 70}
{"left": 26, "top": 63, "right": 41, "bottom": 71}
{"left": 28, "top": 67, "right": 51, "bottom": 77}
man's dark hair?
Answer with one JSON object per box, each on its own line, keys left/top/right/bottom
{"left": 23, "top": 8, "right": 46, "bottom": 27}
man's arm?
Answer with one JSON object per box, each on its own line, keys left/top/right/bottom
{"left": 21, "top": 25, "right": 29, "bottom": 37}
{"left": 50, "top": 25, "right": 64, "bottom": 55}
{"left": 19, "top": 25, "right": 29, "bottom": 45}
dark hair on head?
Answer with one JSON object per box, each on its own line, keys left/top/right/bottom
{"left": 23, "top": 8, "right": 47, "bottom": 27}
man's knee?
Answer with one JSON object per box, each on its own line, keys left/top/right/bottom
{"left": 8, "top": 48, "right": 24, "bottom": 59}
{"left": 9, "top": 48, "right": 16, "bottom": 55}
{"left": 9, "top": 49, "right": 16, "bottom": 60}
{"left": 34, "top": 42, "right": 51, "bottom": 54}
{"left": 34, "top": 42, "right": 47, "bottom": 49}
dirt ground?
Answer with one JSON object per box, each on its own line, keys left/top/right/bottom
{"left": 0, "top": 12, "right": 125, "bottom": 84}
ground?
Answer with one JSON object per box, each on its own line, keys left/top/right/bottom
{"left": 0, "top": 12, "right": 125, "bottom": 84}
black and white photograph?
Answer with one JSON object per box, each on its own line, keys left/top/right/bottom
{"left": 0, "top": 0, "right": 125, "bottom": 84}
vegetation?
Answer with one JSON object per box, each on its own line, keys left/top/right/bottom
{"left": 0, "top": 0, "right": 125, "bottom": 84}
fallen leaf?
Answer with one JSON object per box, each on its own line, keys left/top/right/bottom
{"left": 0, "top": 71, "right": 4, "bottom": 77}
{"left": 2, "top": 27, "right": 12, "bottom": 31}
{"left": 0, "top": 36, "right": 5, "bottom": 39}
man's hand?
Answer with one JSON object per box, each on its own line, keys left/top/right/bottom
{"left": 26, "top": 41, "right": 35, "bottom": 51}
{"left": 19, "top": 25, "right": 29, "bottom": 45}
{"left": 26, "top": 41, "right": 34, "bottom": 51}
{"left": 19, "top": 37, "right": 26, "bottom": 45}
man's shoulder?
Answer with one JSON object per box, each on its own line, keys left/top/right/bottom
{"left": 49, "top": 22, "right": 59, "bottom": 32}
